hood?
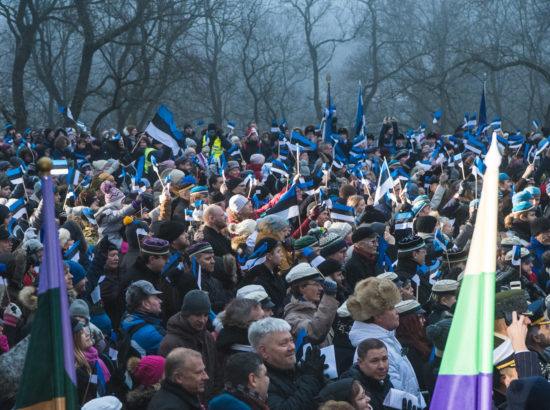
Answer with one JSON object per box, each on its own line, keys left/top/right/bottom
{"left": 283, "top": 297, "right": 317, "bottom": 316}
{"left": 349, "top": 321, "right": 395, "bottom": 348}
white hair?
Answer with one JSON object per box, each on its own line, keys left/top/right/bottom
{"left": 248, "top": 317, "right": 291, "bottom": 351}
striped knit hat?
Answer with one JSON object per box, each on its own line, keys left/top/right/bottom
{"left": 397, "top": 235, "right": 425, "bottom": 253}
{"left": 186, "top": 241, "right": 214, "bottom": 257}
{"left": 319, "top": 233, "right": 346, "bottom": 257}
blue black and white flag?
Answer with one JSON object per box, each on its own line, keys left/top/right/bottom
{"left": 374, "top": 159, "right": 393, "bottom": 205}
{"left": 51, "top": 160, "right": 69, "bottom": 176}
{"left": 5, "top": 167, "right": 23, "bottom": 185}
{"left": 264, "top": 185, "right": 299, "bottom": 220}
{"left": 145, "top": 105, "right": 183, "bottom": 156}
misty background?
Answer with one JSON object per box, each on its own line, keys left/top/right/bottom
{"left": 0, "top": 0, "right": 548, "bottom": 136}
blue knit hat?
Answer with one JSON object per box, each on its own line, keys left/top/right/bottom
{"left": 412, "top": 196, "right": 430, "bottom": 215}
{"left": 66, "top": 260, "right": 86, "bottom": 285}
{"left": 499, "top": 173, "right": 510, "bottom": 181}
{"left": 525, "top": 186, "right": 541, "bottom": 197}
{"left": 512, "top": 201, "right": 534, "bottom": 213}
{"left": 512, "top": 190, "right": 532, "bottom": 206}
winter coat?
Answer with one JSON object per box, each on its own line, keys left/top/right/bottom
{"left": 216, "top": 325, "right": 254, "bottom": 358}
{"left": 95, "top": 202, "right": 136, "bottom": 248}
{"left": 208, "top": 388, "right": 269, "bottom": 410}
{"left": 264, "top": 362, "right": 323, "bottom": 410}
{"left": 395, "top": 257, "right": 431, "bottom": 306}
{"left": 283, "top": 295, "right": 339, "bottom": 347}
{"left": 348, "top": 321, "right": 426, "bottom": 408}
{"left": 176, "top": 268, "right": 232, "bottom": 314}
{"left": 340, "top": 364, "right": 392, "bottom": 410}
{"left": 158, "top": 312, "right": 219, "bottom": 401}
{"left": 148, "top": 379, "right": 202, "bottom": 410}
{"left": 344, "top": 248, "right": 381, "bottom": 291}
{"left": 121, "top": 311, "right": 166, "bottom": 357}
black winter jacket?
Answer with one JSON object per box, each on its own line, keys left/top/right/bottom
{"left": 265, "top": 363, "right": 323, "bottom": 410}
{"left": 340, "top": 364, "right": 392, "bottom": 410}
{"left": 147, "top": 379, "right": 202, "bottom": 410}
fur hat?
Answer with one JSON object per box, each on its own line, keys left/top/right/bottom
{"left": 228, "top": 219, "right": 256, "bottom": 236}
{"left": 347, "top": 277, "right": 401, "bottom": 322}
{"left": 58, "top": 227, "right": 72, "bottom": 248}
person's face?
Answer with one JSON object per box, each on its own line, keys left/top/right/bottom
{"left": 186, "top": 313, "right": 208, "bottom": 331}
{"left": 532, "top": 196, "right": 541, "bottom": 207}
{"left": 212, "top": 176, "right": 223, "bottom": 190}
{"left": 232, "top": 183, "right": 246, "bottom": 195}
{"left": 252, "top": 364, "right": 270, "bottom": 400}
{"left": 356, "top": 236, "right": 378, "bottom": 255}
{"left": 441, "top": 222, "right": 453, "bottom": 236}
{"left": 147, "top": 254, "right": 169, "bottom": 273}
{"left": 36, "top": 248, "right": 43, "bottom": 264}
{"left": 299, "top": 280, "right": 323, "bottom": 303}
{"left": 329, "top": 247, "right": 347, "bottom": 264}
{"left": 524, "top": 211, "right": 537, "bottom": 223}
{"left": 142, "top": 295, "right": 162, "bottom": 315}
{"left": 54, "top": 191, "right": 61, "bottom": 204}
{"left": 353, "top": 384, "right": 371, "bottom": 410}
{"left": 262, "top": 307, "right": 274, "bottom": 317}
{"left": 0, "top": 185, "right": 11, "bottom": 198}
{"left": 259, "top": 331, "right": 296, "bottom": 370}
{"left": 521, "top": 259, "right": 534, "bottom": 275}
{"left": 196, "top": 253, "right": 215, "bottom": 272}
{"left": 317, "top": 210, "right": 330, "bottom": 226}
{"left": 176, "top": 355, "right": 209, "bottom": 394}
{"left": 281, "top": 225, "right": 291, "bottom": 238}
{"left": 173, "top": 231, "right": 190, "bottom": 250}
{"left": 249, "top": 305, "right": 265, "bottom": 323}
{"left": 106, "top": 250, "right": 119, "bottom": 270}
{"left": 228, "top": 167, "right": 241, "bottom": 178}
{"left": 241, "top": 201, "right": 253, "bottom": 216}
{"left": 399, "top": 282, "right": 415, "bottom": 300}
{"left": 536, "top": 324, "right": 550, "bottom": 348}
{"left": 211, "top": 207, "right": 228, "bottom": 230}
{"left": 536, "top": 230, "right": 550, "bottom": 246}
{"left": 65, "top": 267, "right": 73, "bottom": 290}
{"left": 374, "top": 307, "right": 400, "bottom": 331}
{"left": 499, "top": 179, "right": 513, "bottom": 192}
{"left": 412, "top": 247, "right": 427, "bottom": 265}
{"left": 266, "top": 246, "right": 283, "bottom": 268}
{"left": 330, "top": 270, "right": 344, "bottom": 285}
{"left": 417, "top": 205, "right": 431, "bottom": 216}
{"left": 74, "top": 278, "right": 88, "bottom": 294}
{"left": 356, "top": 199, "right": 366, "bottom": 215}
{"left": 80, "top": 328, "right": 93, "bottom": 350}
{"left": 0, "top": 238, "right": 12, "bottom": 253}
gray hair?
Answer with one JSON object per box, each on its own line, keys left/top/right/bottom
{"left": 222, "top": 298, "right": 260, "bottom": 328}
{"left": 248, "top": 317, "right": 291, "bottom": 351}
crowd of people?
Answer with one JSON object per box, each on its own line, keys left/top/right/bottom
{"left": 0, "top": 117, "right": 549, "bottom": 409}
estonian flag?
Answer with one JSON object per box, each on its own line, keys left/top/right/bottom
{"left": 66, "top": 167, "right": 80, "bottom": 186}
{"left": 290, "top": 131, "right": 316, "bottom": 152}
{"left": 394, "top": 212, "right": 414, "bottom": 231}
{"left": 51, "top": 160, "right": 69, "bottom": 176}
{"left": 330, "top": 202, "right": 355, "bottom": 223}
{"left": 271, "top": 159, "right": 290, "bottom": 178}
{"left": 9, "top": 197, "right": 27, "bottom": 219}
{"left": 511, "top": 245, "right": 521, "bottom": 266}
{"left": 374, "top": 159, "right": 393, "bottom": 205}
{"left": 145, "top": 105, "right": 183, "bottom": 156}
{"left": 82, "top": 207, "right": 97, "bottom": 225}
{"left": 228, "top": 145, "right": 243, "bottom": 161}
{"left": 302, "top": 247, "right": 325, "bottom": 268}
{"left": 265, "top": 185, "right": 299, "bottom": 220}
{"left": 5, "top": 167, "right": 23, "bottom": 185}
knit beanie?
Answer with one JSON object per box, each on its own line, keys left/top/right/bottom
{"left": 228, "top": 194, "right": 249, "bottom": 213}
{"left": 319, "top": 233, "right": 347, "bottom": 257}
{"left": 131, "top": 355, "right": 166, "bottom": 387}
{"left": 228, "top": 219, "right": 256, "bottom": 236}
{"left": 426, "top": 318, "right": 452, "bottom": 351}
{"left": 101, "top": 181, "right": 125, "bottom": 204}
{"left": 157, "top": 221, "right": 187, "bottom": 243}
{"left": 226, "top": 178, "right": 244, "bottom": 192}
{"left": 294, "top": 235, "right": 318, "bottom": 251}
{"left": 181, "top": 290, "right": 211, "bottom": 317}
{"left": 351, "top": 227, "right": 376, "bottom": 244}
{"left": 69, "top": 299, "right": 90, "bottom": 321}
{"left": 325, "top": 221, "right": 353, "bottom": 240}
{"left": 67, "top": 260, "right": 86, "bottom": 285}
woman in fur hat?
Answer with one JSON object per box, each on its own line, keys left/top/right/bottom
{"left": 256, "top": 215, "right": 293, "bottom": 273}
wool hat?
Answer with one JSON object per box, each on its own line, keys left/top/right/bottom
{"left": 500, "top": 235, "right": 523, "bottom": 250}
{"left": 141, "top": 238, "right": 170, "bottom": 256}
{"left": 227, "top": 160, "right": 240, "bottom": 171}
{"left": 325, "top": 221, "right": 353, "bottom": 240}
{"left": 351, "top": 227, "right": 376, "bottom": 244}
{"left": 447, "top": 248, "right": 468, "bottom": 264}
{"left": 317, "top": 259, "right": 343, "bottom": 277}
{"left": 209, "top": 191, "right": 225, "bottom": 204}
{"left": 412, "top": 197, "right": 430, "bottom": 215}
{"left": 294, "top": 235, "right": 318, "bottom": 251}
{"left": 70, "top": 299, "right": 90, "bottom": 321}
{"left": 525, "top": 186, "right": 541, "bottom": 197}
{"left": 319, "top": 233, "right": 347, "bottom": 257}
{"left": 504, "top": 247, "right": 531, "bottom": 261}
{"left": 229, "top": 194, "right": 249, "bottom": 213}
{"left": 250, "top": 153, "right": 265, "bottom": 165}
{"left": 236, "top": 284, "right": 276, "bottom": 309}
{"left": 67, "top": 261, "right": 86, "bottom": 285}
{"left": 157, "top": 221, "right": 187, "bottom": 243}
{"left": 82, "top": 397, "right": 122, "bottom": 410}
{"left": 531, "top": 217, "right": 550, "bottom": 238}
{"left": 133, "top": 356, "right": 166, "bottom": 387}
{"left": 125, "top": 280, "right": 162, "bottom": 307}
{"left": 396, "top": 299, "right": 425, "bottom": 315}
{"left": 512, "top": 190, "right": 533, "bottom": 206}
{"left": 499, "top": 173, "right": 510, "bottom": 181}
{"left": 494, "top": 289, "right": 528, "bottom": 320}
{"left": 187, "top": 241, "right": 214, "bottom": 257}
{"left": 415, "top": 215, "right": 438, "bottom": 234}
{"left": 365, "top": 222, "right": 386, "bottom": 238}
{"left": 394, "top": 149, "right": 409, "bottom": 160}
{"left": 0, "top": 204, "right": 9, "bottom": 222}
{"left": 257, "top": 215, "right": 288, "bottom": 233}
{"left": 226, "top": 177, "right": 244, "bottom": 192}
{"left": 181, "top": 289, "right": 211, "bottom": 317}
{"left": 190, "top": 186, "right": 208, "bottom": 194}
{"left": 101, "top": 181, "right": 125, "bottom": 204}
{"left": 426, "top": 318, "right": 452, "bottom": 350}
{"left": 347, "top": 277, "right": 401, "bottom": 321}
{"left": 432, "top": 279, "right": 459, "bottom": 294}
{"left": 397, "top": 235, "right": 425, "bottom": 253}
{"left": 228, "top": 219, "right": 256, "bottom": 236}
{"left": 286, "top": 263, "right": 324, "bottom": 284}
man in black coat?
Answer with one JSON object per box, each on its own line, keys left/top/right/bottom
{"left": 344, "top": 227, "right": 381, "bottom": 290}
{"left": 148, "top": 347, "right": 208, "bottom": 410}
{"left": 394, "top": 235, "right": 430, "bottom": 306}
{"left": 340, "top": 338, "right": 392, "bottom": 410}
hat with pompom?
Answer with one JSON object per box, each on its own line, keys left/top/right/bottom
{"left": 101, "top": 181, "right": 125, "bottom": 204}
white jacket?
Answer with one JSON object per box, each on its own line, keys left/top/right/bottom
{"left": 349, "top": 321, "right": 426, "bottom": 408}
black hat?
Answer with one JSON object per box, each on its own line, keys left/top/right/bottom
{"left": 158, "top": 221, "right": 187, "bottom": 243}
{"left": 0, "top": 228, "right": 10, "bottom": 241}
{"left": 494, "top": 289, "right": 528, "bottom": 320}
{"left": 397, "top": 235, "right": 425, "bottom": 253}
{"left": 531, "top": 217, "right": 550, "bottom": 238}
{"left": 226, "top": 178, "right": 244, "bottom": 192}
{"left": 181, "top": 290, "right": 211, "bottom": 317}
{"left": 415, "top": 215, "right": 438, "bottom": 234}
{"left": 351, "top": 227, "right": 377, "bottom": 244}
{"left": 447, "top": 248, "right": 468, "bottom": 264}
{"left": 0, "top": 205, "right": 9, "bottom": 222}
{"left": 317, "top": 259, "right": 343, "bottom": 277}
{"left": 209, "top": 191, "right": 225, "bottom": 203}
{"left": 524, "top": 299, "right": 550, "bottom": 327}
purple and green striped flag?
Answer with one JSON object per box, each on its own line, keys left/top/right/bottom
{"left": 15, "top": 159, "right": 78, "bottom": 409}
{"left": 430, "top": 133, "right": 501, "bottom": 410}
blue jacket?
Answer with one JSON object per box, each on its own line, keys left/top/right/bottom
{"left": 208, "top": 393, "right": 250, "bottom": 410}
{"left": 121, "top": 311, "right": 166, "bottom": 357}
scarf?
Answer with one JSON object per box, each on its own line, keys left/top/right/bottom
{"left": 353, "top": 245, "right": 376, "bottom": 263}
{"left": 226, "top": 385, "right": 269, "bottom": 410}
{"left": 83, "top": 346, "right": 111, "bottom": 383}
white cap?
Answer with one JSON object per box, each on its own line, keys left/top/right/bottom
{"left": 229, "top": 194, "right": 248, "bottom": 213}
{"left": 432, "top": 279, "right": 459, "bottom": 293}
{"left": 285, "top": 262, "right": 324, "bottom": 284}
{"left": 395, "top": 299, "right": 424, "bottom": 314}
{"left": 377, "top": 272, "right": 398, "bottom": 281}
{"left": 237, "top": 284, "right": 267, "bottom": 299}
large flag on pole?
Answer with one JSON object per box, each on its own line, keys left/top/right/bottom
{"left": 478, "top": 82, "right": 487, "bottom": 127}
{"left": 430, "top": 132, "right": 501, "bottom": 410}
{"left": 145, "top": 105, "right": 183, "bottom": 156}
{"left": 373, "top": 159, "right": 394, "bottom": 205}
{"left": 15, "top": 158, "right": 79, "bottom": 410}
{"left": 354, "top": 82, "right": 366, "bottom": 141}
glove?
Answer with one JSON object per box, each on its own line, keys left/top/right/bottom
{"left": 402, "top": 398, "right": 418, "bottom": 410}
{"left": 301, "top": 345, "right": 327, "bottom": 383}
{"left": 309, "top": 205, "right": 321, "bottom": 220}
{"left": 322, "top": 278, "right": 338, "bottom": 296}
{"left": 3, "top": 303, "right": 22, "bottom": 327}
{"left": 281, "top": 237, "right": 295, "bottom": 249}
{"left": 95, "top": 236, "right": 111, "bottom": 256}
{"left": 131, "top": 198, "right": 142, "bottom": 210}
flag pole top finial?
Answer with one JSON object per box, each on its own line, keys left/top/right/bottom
{"left": 37, "top": 157, "right": 53, "bottom": 175}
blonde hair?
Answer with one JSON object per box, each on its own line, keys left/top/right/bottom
{"left": 346, "top": 195, "right": 364, "bottom": 208}
{"left": 73, "top": 328, "right": 91, "bottom": 373}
